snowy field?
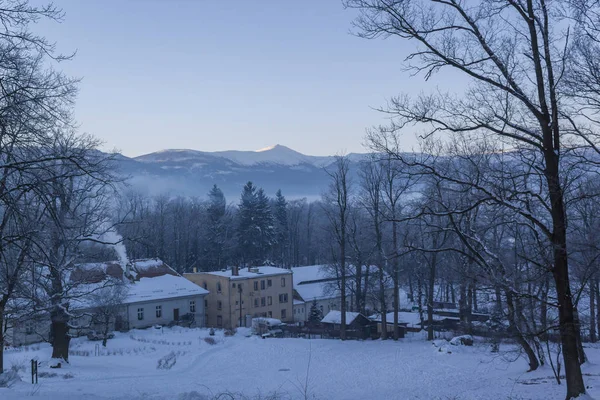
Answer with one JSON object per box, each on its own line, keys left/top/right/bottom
{"left": 2, "top": 327, "right": 600, "bottom": 400}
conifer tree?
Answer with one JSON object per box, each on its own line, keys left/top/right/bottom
{"left": 273, "top": 189, "right": 289, "bottom": 267}
{"left": 204, "top": 184, "right": 227, "bottom": 270}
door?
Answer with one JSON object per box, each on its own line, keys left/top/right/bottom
{"left": 173, "top": 308, "right": 180, "bottom": 321}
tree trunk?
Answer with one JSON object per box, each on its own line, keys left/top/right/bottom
{"left": 380, "top": 268, "right": 387, "bottom": 340}
{"left": 590, "top": 279, "right": 596, "bottom": 343}
{"left": 50, "top": 318, "right": 70, "bottom": 363}
{"left": 596, "top": 278, "right": 600, "bottom": 343}
{"left": 0, "top": 310, "right": 4, "bottom": 374}
{"left": 427, "top": 252, "right": 437, "bottom": 341}
{"left": 506, "top": 289, "right": 539, "bottom": 371}
{"left": 392, "top": 220, "right": 399, "bottom": 340}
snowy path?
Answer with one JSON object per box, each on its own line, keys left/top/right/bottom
{"left": 2, "top": 327, "right": 599, "bottom": 400}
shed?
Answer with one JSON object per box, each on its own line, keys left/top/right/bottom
{"left": 321, "top": 311, "right": 373, "bottom": 339}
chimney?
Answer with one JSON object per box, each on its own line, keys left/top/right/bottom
{"left": 232, "top": 266, "right": 239, "bottom": 276}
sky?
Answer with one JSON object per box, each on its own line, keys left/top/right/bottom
{"left": 34, "top": 0, "right": 464, "bottom": 158}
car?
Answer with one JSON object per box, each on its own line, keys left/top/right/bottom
{"left": 87, "top": 331, "right": 115, "bottom": 341}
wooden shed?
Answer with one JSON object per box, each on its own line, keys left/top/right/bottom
{"left": 321, "top": 311, "right": 373, "bottom": 339}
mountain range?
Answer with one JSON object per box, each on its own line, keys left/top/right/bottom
{"left": 116, "top": 145, "right": 369, "bottom": 201}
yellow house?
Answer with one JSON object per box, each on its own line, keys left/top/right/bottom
{"left": 184, "top": 266, "right": 293, "bottom": 329}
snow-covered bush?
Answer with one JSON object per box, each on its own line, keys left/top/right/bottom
{"left": 450, "top": 335, "right": 474, "bottom": 346}
{"left": 0, "top": 366, "right": 22, "bottom": 388}
{"left": 204, "top": 337, "right": 217, "bottom": 345}
{"left": 157, "top": 351, "right": 177, "bottom": 370}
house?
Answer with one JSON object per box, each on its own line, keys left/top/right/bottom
{"left": 184, "top": 266, "right": 293, "bottom": 329}
{"left": 321, "top": 310, "right": 373, "bottom": 339}
{"left": 6, "top": 258, "right": 209, "bottom": 346}
{"left": 291, "top": 265, "right": 394, "bottom": 322}
{"left": 368, "top": 312, "right": 423, "bottom": 337}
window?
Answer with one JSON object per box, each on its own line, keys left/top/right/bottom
{"left": 156, "top": 305, "right": 162, "bottom": 318}
{"left": 190, "top": 300, "right": 196, "bottom": 313}
{"left": 25, "top": 322, "right": 34, "bottom": 335}
{"left": 261, "top": 280, "right": 265, "bottom": 290}
{"left": 217, "top": 315, "right": 222, "bottom": 327}
{"left": 268, "top": 311, "right": 272, "bottom": 318}
{"left": 217, "top": 282, "right": 222, "bottom": 293}
{"left": 254, "top": 298, "right": 259, "bottom": 307}
{"left": 281, "top": 309, "right": 287, "bottom": 319}
{"left": 232, "top": 283, "right": 236, "bottom": 288}
{"left": 204, "top": 299, "right": 208, "bottom": 308}
{"left": 261, "top": 297, "right": 266, "bottom": 307}
{"left": 279, "top": 293, "right": 288, "bottom": 303}
{"left": 254, "top": 281, "right": 258, "bottom": 291}
{"left": 267, "top": 279, "right": 272, "bottom": 287}
{"left": 137, "top": 308, "right": 144, "bottom": 320}
{"left": 319, "top": 305, "right": 324, "bottom": 313}
{"left": 281, "top": 277, "right": 286, "bottom": 287}
{"left": 217, "top": 301, "right": 222, "bottom": 310}
{"left": 267, "top": 296, "right": 272, "bottom": 306}
{"left": 235, "top": 300, "right": 239, "bottom": 306}
{"left": 203, "top": 281, "right": 207, "bottom": 290}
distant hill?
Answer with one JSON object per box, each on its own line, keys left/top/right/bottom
{"left": 115, "top": 144, "right": 370, "bottom": 201}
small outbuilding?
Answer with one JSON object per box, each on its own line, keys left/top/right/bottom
{"left": 321, "top": 311, "right": 373, "bottom": 339}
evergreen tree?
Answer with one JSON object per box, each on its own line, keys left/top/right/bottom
{"left": 255, "top": 188, "right": 276, "bottom": 264}
{"left": 309, "top": 300, "right": 323, "bottom": 323}
{"left": 204, "top": 185, "right": 227, "bottom": 270}
{"left": 273, "top": 189, "right": 289, "bottom": 267}
{"left": 237, "top": 182, "right": 258, "bottom": 266}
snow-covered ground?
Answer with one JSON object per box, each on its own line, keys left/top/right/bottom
{"left": 2, "top": 327, "right": 599, "bottom": 400}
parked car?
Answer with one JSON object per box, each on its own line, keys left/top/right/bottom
{"left": 87, "top": 331, "right": 115, "bottom": 341}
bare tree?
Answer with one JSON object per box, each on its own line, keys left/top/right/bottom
{"left": 322, "top": 156, "right": 352, "bottom": 340}
{"left": 88, "top": 279, "right": 129, "bottom": 347}
{"left": 345, "top": 0, "right": 591, "bottom": 396}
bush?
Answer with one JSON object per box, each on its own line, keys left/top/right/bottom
{"left": 157, "top": 351, "right": 177, "bottom": 370}
{"left": 38, "top": 371, "right": 58, "bottom": 378}
{"left": 204, "top": 337, "right": 217, "bottom": 345}
{"left": 0, "top": 369, "right": 21, "bottom": 388}
{"left": 450, "top": 335, "right": 474, "bottom": 346}
{"left": 63, "top": 373, "right": 74, "bottom": 379}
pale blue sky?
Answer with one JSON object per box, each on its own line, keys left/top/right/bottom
{"left": 36, "top": 0, "right": 462, "bottom": 157}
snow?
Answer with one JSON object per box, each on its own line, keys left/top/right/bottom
{"left": 321, "top": 311, "right": 362, "bottom": 325}
{"left": 3, "top": 328, "right": 600, "bottom": 400}
{"left": 206, "top": 266, "right": 292, "bottom": 280}
{"left": 127, "top": 274, "right": 209, "bottom": 303}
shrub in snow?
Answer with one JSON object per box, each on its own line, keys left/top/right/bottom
{"left": 204, "top": 337, "right": 217, "bottom": 345}
{"left": 178, "top": 391, "right": 210, "bottom": 400}
{"left": 450, "top": 335, "right": 474, "bottom": 346}
{"left": 224, "top": 328, "right": 236, "bottom": 337}
{"left": 0, "top": 367, "right": 22, "bottom": 388}
{"left": 39, "top": 371, "right": 59, "bottom": 378}
{"left": 63, "top": 373, "right": 74, "bottom": 379}
{"left": 432, "top": 339, "right": 447, "bottom": 348}
{"left": 157, "top": 351, "right": 177, "bottom": 370}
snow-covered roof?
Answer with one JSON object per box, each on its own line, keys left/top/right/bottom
{"left": 291, "top": 264, "right": 392, "bottom": 302}
{"left": 321, "top": 311, "right": 363, "bottom": 325}
{"left": 293, "top": 299, "right": 305, "bottom": 306}
{"left": 291, "top": 265, "right": 330, "bottom": 284}
{"left": 204, "top": 266, "right": 291, "bottom": 280}
{"left": 368, "top": 311, "right": 456, "bottom": 327}
{"left": 126, "top": 274, "right": 208, "bottom": 303}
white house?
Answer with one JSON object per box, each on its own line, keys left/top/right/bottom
{"left": 6, "top": 258, "right": 209, "bottom": 346}
{"left": 291, "top": 265, "right": 394, "bottom": 323}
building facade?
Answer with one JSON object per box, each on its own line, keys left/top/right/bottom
{"left": 185, "top": 266, "right": 293, "bottom": 329}
{"left": 292, "top": 265, "right": 394, "bottom": 323}
{"left": 6, "top": 259, "right": 209, "bottom": 346}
